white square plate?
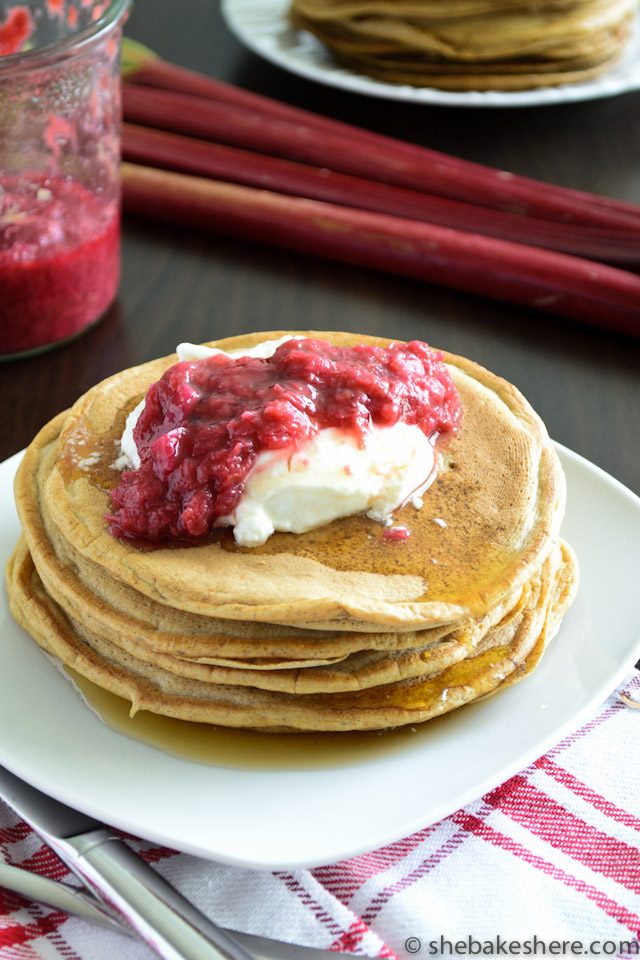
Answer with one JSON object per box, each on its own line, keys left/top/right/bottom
{"left": 1, "top": 445, "right": 639, "bottom": 869}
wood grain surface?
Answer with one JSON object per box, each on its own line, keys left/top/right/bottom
{"left": 1, "top": 0, "right": 639, "bottom": 501}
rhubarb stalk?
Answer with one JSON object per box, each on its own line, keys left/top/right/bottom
{"left": 121, "top": 39, "right": 640, "bottom": 229}
{"left": 122, "top": 84, "right": 640, "bottom": 233}
{"left": 122, "top": 123, "right": 640, "bottom": 264}
{"left": 121, "top": 162, "right": 640, "bottom": 336}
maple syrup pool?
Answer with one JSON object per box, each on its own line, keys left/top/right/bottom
{"left": 65, "top": 667, "right": 463, "bottom": 771}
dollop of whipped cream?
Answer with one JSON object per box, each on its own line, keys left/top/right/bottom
{"left": 118, "top": 337, "right": 437, "bottom": 547}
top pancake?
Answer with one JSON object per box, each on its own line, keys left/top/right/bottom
{"left": 28, "top": 331, "right": 565, "bottom": 628}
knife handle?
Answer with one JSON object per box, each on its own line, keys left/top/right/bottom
{"left": 55, "top": 829, "right": 255, "bottom": 960}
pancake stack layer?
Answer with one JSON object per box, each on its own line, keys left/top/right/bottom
{"left": 288, "top": 0, "right": 637, "bottom": 90}
{"left": 6, "top": 331, "right": 578, "bottom": 732}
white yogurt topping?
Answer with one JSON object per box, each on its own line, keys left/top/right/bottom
{"left": 119, "top": 400, "right": 145, "bottom": 471}
{"left": 118, "top": 338, "right": 437, "bottom": 547}
{"left": 226, "top": 424, "right": 435, "bottom": 547}
{"left": 176, "top": 335, "right": 294, "bottom": 363}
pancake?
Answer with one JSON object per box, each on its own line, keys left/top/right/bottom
{"left": 14, "top": 415, "right": 530, "bottom": 695}
{"left": 29, "top": 330, "right": 566, "bottom": 630}
{"left": 321, "top": 48, "right": 628, "bottom": 91}
{"left": 18, "top": 415, "right": 472, "bottom": 664}
{"left": 289, "top": 0, "right": 636, "bottom": 90}
{"left": 10, "top": 494, "right": 533, "bottom": 693}
{"left": 6, "top": 537, "right": 577, "bottom": 730}
{"left": 7, "top": 330, "right": 578, "bottom": 731}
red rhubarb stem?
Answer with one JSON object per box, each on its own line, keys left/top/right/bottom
{"left": 122, "top": 124, "right": 640, "bottom": 264}
{"left": 122, "top": 84, "right": 640, "bottom": 233}
{"left": 121, "top": 162, "right": 640, "bottom": 336}
{"left": 121, "top": 43, "right": 640, "bottom": 227}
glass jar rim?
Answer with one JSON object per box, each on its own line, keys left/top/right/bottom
{"left": 0, "top": 0, "right": 132, "bottom": 73}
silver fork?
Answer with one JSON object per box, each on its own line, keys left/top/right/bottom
{"left": 0, "top": 862, "right": 336, "bottom": 960}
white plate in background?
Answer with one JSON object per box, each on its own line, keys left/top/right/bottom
{"left": 221, "top": 0, "right": 640, "bottom": 107}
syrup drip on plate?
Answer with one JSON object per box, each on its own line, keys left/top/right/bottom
{"left": 64, "top": 667, "right": 460, "bottom": 771}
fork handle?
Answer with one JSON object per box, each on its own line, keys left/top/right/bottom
{"left": 53, "top": 829, "right": 255, "bottom": 960}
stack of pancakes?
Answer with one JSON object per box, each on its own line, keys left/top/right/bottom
{"left": 6, "top": 331, "right": 578, "bottom": 732}
{"left": 288, "top": 0, "right": 637, "bottom": 90}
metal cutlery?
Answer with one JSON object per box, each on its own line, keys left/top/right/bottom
{"left": 0, "top": 764, "right": 255, "bottom": 960}
{"left": 0, "top": 859, "right": 339, "bottom": 960}
{"left": 0, "top": 862, "right": 133, "bottom": 935}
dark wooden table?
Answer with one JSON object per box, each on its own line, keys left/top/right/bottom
{"left": 2, "top": 0, "right": 639, "bottom": 504}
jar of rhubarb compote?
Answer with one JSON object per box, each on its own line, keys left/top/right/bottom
{"left": 0, "top": 0, "right": 130, "bottom": 358}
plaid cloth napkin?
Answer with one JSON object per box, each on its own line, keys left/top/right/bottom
{"left": 1, "top": 671, "right": 638, "bottom": 960}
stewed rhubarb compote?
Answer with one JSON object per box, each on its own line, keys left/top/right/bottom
{"left": 0, "top": 175, "right": 119, "bottom": 355}
{"left": 108, "top": 338, "right": 460, "bottom": 543}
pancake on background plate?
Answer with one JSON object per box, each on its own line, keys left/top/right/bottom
{"left": 6, "top": 330, "right": 578, "bottom": 731}
{"left": 288, "top": 0, "right": 637, "bottom": 91}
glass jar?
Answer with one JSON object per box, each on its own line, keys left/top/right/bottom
{"left": 0, "top": 0, "right": 130, "bottom": 359}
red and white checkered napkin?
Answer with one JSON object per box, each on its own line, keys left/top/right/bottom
{"left": 2, "top": 672, "right": 639, "bottom": 960}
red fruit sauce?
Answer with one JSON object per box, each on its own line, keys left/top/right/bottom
{"left": 383, "top": 525, "right": 411, "bottom": 542}
{"left": 109, "top": 339, "right": 460, "bottom": 544}
{"left": 0, "top": 175, "right": 119, "bottom": 356}
{"left": 0, "top": 6, "right": 33, "bottom": 56}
